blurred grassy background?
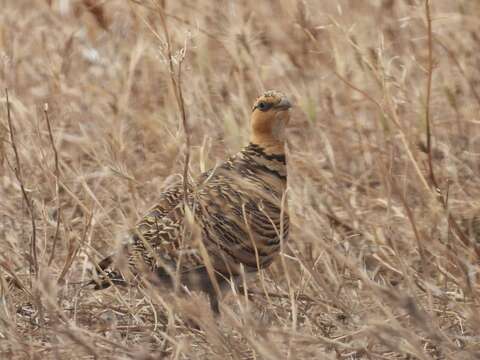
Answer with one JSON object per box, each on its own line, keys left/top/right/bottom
{"left": 1, "top": 0, "right": 480, "bottom": 358}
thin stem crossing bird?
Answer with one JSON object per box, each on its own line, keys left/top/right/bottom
{"left": 92, "top": 90, "right": 292, "bottom": 313}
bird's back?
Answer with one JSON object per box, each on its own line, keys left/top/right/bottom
{"left": 132, "top": 143, "right": 288, "bottom": 278}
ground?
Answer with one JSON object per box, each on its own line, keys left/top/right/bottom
{"left": 1, "top": 0, "right": 480, "bottom": 359}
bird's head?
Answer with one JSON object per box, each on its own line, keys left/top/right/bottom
{"left": 250, "top": 90, "right": 292, "bottom": 153}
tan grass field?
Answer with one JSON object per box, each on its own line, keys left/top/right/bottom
{"left": 1, "top": 0, "right": 480, "bottom": 358}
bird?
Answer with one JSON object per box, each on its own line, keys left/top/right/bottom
{"left": 92, "top": 90, "right": 292, "bottom": 313}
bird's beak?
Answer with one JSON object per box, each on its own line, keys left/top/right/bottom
{"left": 274, "top": 97, "right": 292, "bottom": 111}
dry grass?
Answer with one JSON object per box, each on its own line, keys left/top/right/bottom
{"left": 1, "top": 0, "right": 480, "bottom": 358}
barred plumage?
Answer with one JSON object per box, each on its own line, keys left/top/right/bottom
{"left": 92, "top": 90, "right": 292, "bottom": 312}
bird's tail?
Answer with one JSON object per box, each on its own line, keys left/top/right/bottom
{"left": 88, "top": 254, "right": 127, "bottom": 290}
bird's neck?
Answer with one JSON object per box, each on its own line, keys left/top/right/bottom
{"left": 249, "top": 133, "right": 285, "bottom": 156}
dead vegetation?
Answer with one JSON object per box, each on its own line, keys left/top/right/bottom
{"left": 1, "top": 0, "right": 480, "bottom": 359}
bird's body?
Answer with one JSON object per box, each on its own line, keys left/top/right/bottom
{"left": 94, "top": 91, "right": 292, "bottom": 312}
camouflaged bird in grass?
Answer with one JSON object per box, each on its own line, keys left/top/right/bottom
{"left": 93, "top": 90, "right": 292, "bottom": 313}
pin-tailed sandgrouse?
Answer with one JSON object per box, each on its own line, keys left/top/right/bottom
{"left": 93, "top": 90, "right": 292, "bottom": 312}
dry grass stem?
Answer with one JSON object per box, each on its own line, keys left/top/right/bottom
{"left": 1, "top": 1, "right": 480, "bottom": 359}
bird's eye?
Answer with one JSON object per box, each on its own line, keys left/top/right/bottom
{"left": 256, "top": 101, "right": 271, "bottom": 112}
